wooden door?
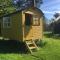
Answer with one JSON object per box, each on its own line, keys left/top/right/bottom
{"left": 25, "top": 13, "right": 32, "bottom": 26}
{"left": 24, "top": 13, "right": 33, "bottom": 40}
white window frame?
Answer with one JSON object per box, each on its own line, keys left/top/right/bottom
{"left": 32, "top": 15, "right": 40, "bottom": 26}
{"left": 3, "top": 16, "right": 11, "bottom": 28}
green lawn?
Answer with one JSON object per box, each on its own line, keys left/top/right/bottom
{"left": 0, "top": 36, "right": 60, "bottom": 60}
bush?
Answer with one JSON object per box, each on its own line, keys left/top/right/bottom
{"left": 35, "top": 39, "right": 47, "bottom": 47}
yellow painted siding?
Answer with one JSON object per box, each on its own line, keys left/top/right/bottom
{"left": 1, "top": 12, "right": 23, "bottom": 41}
{"left": 1, "top": 7, "right": 43, "bottom": 41}
{"left": 0, "top": 18, "right": 2, "bottom": 36}
{"left": 22, "top": 11, "right": 26, "bottom": 41}
{"left": 22, "top": 8, "right": 43, "bottom": 41}
{"left": 11, "top": 12, "right": 23, "bottom": 41}
{"left": 24, "top": 18, "right": 43, "bottom": 40}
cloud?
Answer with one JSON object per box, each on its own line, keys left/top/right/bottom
{"left": 41, "top": 0, "right": 60, "bottom": 19}
{"left": 43, "top": 11, "right": 60, "bottom": 14}
{"left": 43, "top": 0, "right": 60, "bottom": 7}
{"left": 55, "top": 11, "right": 60, "bottom": 13}
{"left": 41, "top": 0, "right": 60, "bottom": 12}
{"left": 43, "top": 11, "right": 54, "bottom": 14}
{"left": 56, "top": 8, "right": 60, "bottom": 10}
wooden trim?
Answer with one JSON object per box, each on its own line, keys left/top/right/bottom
{"left": 32, "top": 16, "right": 40, "bottom": 26}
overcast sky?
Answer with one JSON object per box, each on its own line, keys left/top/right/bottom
{"left": 40, "top": 0, "right": 60, "bottom": 20}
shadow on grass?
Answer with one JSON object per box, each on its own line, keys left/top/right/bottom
{"left": 36, "top": 40, "right": 47, "bottom": 48}
{"left": 44, "top": 32, "right": 53, "bottom": 38}
{"left": 0, "top": 40, "right": 28, "bottom": 54}
{"left": 44, "top": 32, "right": 60, "bottom": 39}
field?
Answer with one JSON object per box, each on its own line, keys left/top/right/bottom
{"left": 0, "top": 33, "right": 60, "bottom": 60}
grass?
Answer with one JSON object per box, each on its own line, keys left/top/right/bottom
{"left": 0, "top": 34, "right": 60, "bottom": 60}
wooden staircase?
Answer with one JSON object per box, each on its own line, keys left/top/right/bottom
{"left": 25, "top": 40, "right": 38, "bottom": 53}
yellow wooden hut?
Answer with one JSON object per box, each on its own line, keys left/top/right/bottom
{"left": 0, "top": 7, "right": 44, "bottom": 53}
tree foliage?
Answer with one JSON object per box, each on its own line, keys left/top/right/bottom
{"left": 13, "top": 0, "right": 43, "bottom": 8}
{"left": 0, "top": 0, "right": 16, "bottom": 15}
{"left": 54, "top": 13, "right": 60, "bottom": 18}
{"left": 0, "top": 0, "right": 43, "bottom": 16}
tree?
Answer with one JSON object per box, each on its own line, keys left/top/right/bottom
{"left": 0, "top": 0, "right": 43, "bottom": 16}
{"left": 0, "top": 0, "right": 16, "bottom": 16}
{"left": 54, "top": 13, "right": 60, "bottom": 18}
{"left": 13, "top": 0, "right": 43, "bottom": 9}
{"left": 50, "top": 13, "right": 60, "bottom": 34}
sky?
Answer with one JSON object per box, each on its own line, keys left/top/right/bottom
{"left": 40, "top": 0, "right": 60, "bottom": 20}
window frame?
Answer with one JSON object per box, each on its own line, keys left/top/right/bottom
{"left": 25, "top": 13, "right": 32, "bottom": 26}
{"left": 32, "top": 15, "right": 40, "bottom": 26}
{"left": 3, "top": 16, "right": 11, "bottom": 28}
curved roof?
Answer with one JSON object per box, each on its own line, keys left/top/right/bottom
{"left": 0, "top": 7, "right": 44, "bottom": 18}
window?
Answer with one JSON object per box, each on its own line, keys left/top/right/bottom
{"left": 33, "top": 15, "right": 40, "bottom": 26}
{"left": 3, "top": 16, "right": 11, "bottom": 28}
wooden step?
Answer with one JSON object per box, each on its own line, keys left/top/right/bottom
{"left": 26, "top": 40, "right": 32, "bottom": 42}
{"left": 25, "top": 40, "right": 38, "bottom": 53}
{"left": 29, "top": 46, "right": 36, "bottom": 49}
{"left": 26, "top": 42, "right": 33, "bottom": 45}
{"left": 26, "top": 41, "right": 33, "bottom": 44}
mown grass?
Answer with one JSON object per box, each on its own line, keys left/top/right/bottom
{"left": 0, "top": 34, "right": 60, "bottom": 60}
